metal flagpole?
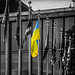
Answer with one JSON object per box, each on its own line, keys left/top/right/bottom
{"left": 53, "top": 22, "right": 56, "bottom": 75}
{"left": 46, "top": 17, "right": 49, "bottom": 75}
{"left": 41, "top": 17, "right": 43, "bottom": 75}
{"left": 52, "top": 19, "right": 54, "bottom": 75}
{"left": 28, "top": 35, "right": 31, "bottom": 75}
{"left": 18, "top": 0, "right": 22, "bottom": 75}
{"left": 67, "top": 36, "right": 71, "bottom": 75}
{"left": 64, "top": 33, "right": 67, "bottom": 75}
{"left": 38, "top": 12, "right": 40, "bottom": 75}
{"left": 62, "top": 18, "right": 65, "bottom": 75}
{"left": 4, "top": 0, "right": 9, "bottom": 75}
{"left": 53, "top": 63, "right": 55, "bottom": 75}
{"left": 28, "top": 1, "right": 32, "bottom": 75}
{"left": 38, "top": 40, "right": 40, "bottom": 75}
{"left": 59, "top": 28, "right": 63, "bottom": 75}
{"left": 47, "top": 53, "right": 49, "bottom": 75}
{"left": 0, "top": 21, "right": 1, "bottom": 75}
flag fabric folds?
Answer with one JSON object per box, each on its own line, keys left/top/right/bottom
{"left": 22, "top": 20, "right": 32, "bottom": 48}
{"left": 31, "top": 19, "right": 40, "bottom": 57}
{"left": 53, "top": 46, "right": 56, "bottom": 63}
{"left": 31, "top": 19, "right": 40, "bottom": 41}
{"left": 66, "top": 46, "right": 71, "bottom": 63}
{"left": 43, "top": 29, "right": 49, "bottom": 60}
{"left": 66, "top": 37, "right": 71, "bottom": 71}
{"left": 24, "top": 20, "right": 32, "bottom": 37}
{"left": 15, "top": 6, "right": 32, "bottom": 48}
{"left": 15, "top": 10, "right": 20, "bottom": 48}
{"left": 66, "top": 46, "right": 70, "bottom": 70}
{"left": 43, "top": 24, "right": 49, "bottom": 60}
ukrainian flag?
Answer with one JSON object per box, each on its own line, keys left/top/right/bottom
{"left": 31, "top": 19, "right": 40, "bottom": 57}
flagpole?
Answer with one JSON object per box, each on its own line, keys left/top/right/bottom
{"left": 59, "top": 28, "right": 63, "bottom": 75}
{"left": 4, "top": 0, "right": 9, "bottom": 75}
{"left": 41, "top": 17, "right": 43, "bottom": 75}
{"left": 18, "top": 0, "right": 22, "bottom": 75}
{"left": 62, "top": 18, "right": 65, "bottom": 75}
{"left": 64, "top": 32, "right": 67, "bottom": 75}
{"left": 67, "top": 36, "right": 71, "bottom": 75}
{"left": 46, "top": 16, "right": 49, "bottom": 75}
{"left": 52, "top": 19, "right": 54, "bottom": 75}
{"left": 38, "top": 40, "right": 40, "bottom": 75}
{"left": 0, "top": 22, "right": 1, "bottom": 75}
{"left": 28, "top": 1, "right": 32, "bottom": 75}
{"left": 37, "top": 12, "right": 40, "bottom": 75}
{"left": 28, "top": 34, "right": 31, "bottom": 75}
{"left": 46, "top": 53, "right": 49, "bottom": 75}
{"left": 53, "top": 22, "right": 56, "bottom": 75}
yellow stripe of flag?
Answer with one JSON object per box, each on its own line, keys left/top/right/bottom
{"left": 31, "top": 19, "right": 40, "bottom": 57}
